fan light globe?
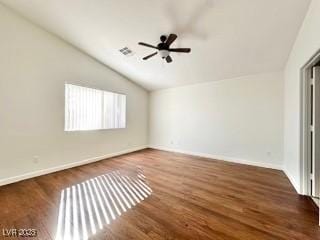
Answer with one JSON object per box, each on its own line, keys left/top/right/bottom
{"left": 160, "top": 50, "right": 169, "bottom": 59}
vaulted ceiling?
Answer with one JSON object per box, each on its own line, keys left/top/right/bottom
{"left": 1, "top": 0, "right": 311, "bottom": 90}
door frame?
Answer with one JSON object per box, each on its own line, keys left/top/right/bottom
{"left": 300, "top": 49, "right": 320, "bottom": 196}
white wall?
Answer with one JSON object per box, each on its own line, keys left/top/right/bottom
{"left": 0, "top": 5, "right": 148, "bottom": 183}
{"left": 150, "top": 72, "right": 284, "bottom": 169}
{"left": 283, "top": 0, "right": 320, "bottom": 193}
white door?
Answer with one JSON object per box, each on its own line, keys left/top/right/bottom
{"left": 311, "top": 66, "right": 320, "bottom": 200}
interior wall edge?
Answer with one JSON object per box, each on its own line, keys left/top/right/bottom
{"left": 150, "top": 71, "right": 284, "bottom": 94}
{"left": 0, "top": 145, "right": 148, "bottom": 187}
{"left": 283, "top": 166, "right": 301, "bottom": 194}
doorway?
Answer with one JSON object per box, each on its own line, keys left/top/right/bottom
{"left": 301, "top": 51, "right": 320, "bottom": 212}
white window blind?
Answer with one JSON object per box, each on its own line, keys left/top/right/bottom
{"left": 65, "top": 84, "right": 126, "bottom": 131}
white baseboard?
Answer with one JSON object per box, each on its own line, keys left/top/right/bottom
{"left": 0, "top": 146, "right": 147, "bottom": 187}
{"left": 283, "top": 167, "right": 301, "bottom": 194}
{"left": 149, "top": 145, "right": 283, "bottom": 170}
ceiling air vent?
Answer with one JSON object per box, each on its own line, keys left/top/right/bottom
{"left": 119, "top": 47, "right": 134, "bottom": 56}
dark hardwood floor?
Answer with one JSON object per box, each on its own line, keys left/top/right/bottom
{"left": 0, "top": 148, "right": 319, "bottom": 240}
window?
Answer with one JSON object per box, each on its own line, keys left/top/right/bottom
{"left": 65, "top": 84, "right": 126, "bottom": 131}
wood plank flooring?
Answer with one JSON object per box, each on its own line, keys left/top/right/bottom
{"left": 0, "top": 148, "right": 319, "bottom": 240}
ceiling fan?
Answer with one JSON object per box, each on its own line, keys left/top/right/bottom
{"left": 138, "top": 34, "right": 191, "bottom": 63}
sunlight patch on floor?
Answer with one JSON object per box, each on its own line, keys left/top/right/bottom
{"left": 55, "top": 168, "right": 152, "bottom": 240}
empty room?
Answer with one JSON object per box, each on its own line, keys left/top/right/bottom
{"left": 1, "top": 0, "right": 320, "bottom": 239}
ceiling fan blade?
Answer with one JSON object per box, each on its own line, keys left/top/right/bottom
{"left": 165, "top": 34, "right": 178, "bottom": 46}
{"left": 166, "top": 55, "right": 173, "bottom": 63}
{"left": 143, "top": 52, "right": 158, "bottom": 60}
{"left": 169, "top": 48, "right": 191, "bottom": 53}
{"left": 138, "top": 42, "right": 159, "bottom": 49}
